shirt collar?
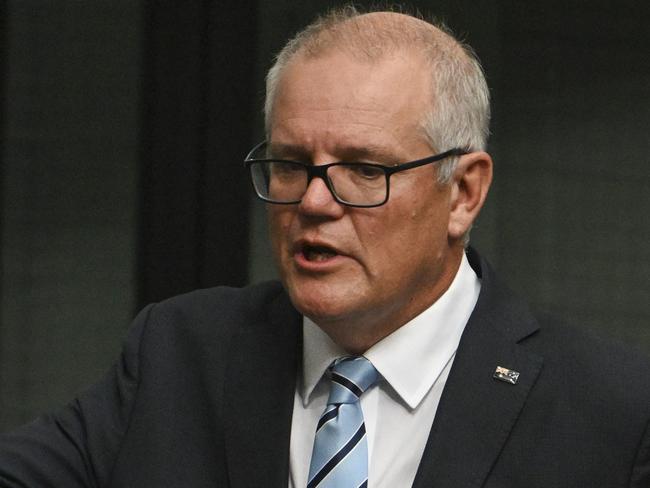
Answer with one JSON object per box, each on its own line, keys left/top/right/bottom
{"left": 300, "top": 253, "right": 481, "bottom": 409}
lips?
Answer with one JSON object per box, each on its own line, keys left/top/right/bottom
{"left": 303, "top": 245, "right": 338, "bottom": 262}
{"left": 293, "top": 240, "right": 343, "bottom": 263}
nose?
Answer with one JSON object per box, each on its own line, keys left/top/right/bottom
{"left": 298, "top": 174, "right": 345, "bottom": 218}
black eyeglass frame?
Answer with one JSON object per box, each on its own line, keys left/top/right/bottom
{"left": 244, "top": 140, "right": 468, "bottom": 208}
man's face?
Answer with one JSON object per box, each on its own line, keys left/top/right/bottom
{"left": 268, "top": 51, "right": 462, "bottom": 348}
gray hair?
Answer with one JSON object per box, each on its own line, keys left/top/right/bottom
{"left": 264, "top": 6, "right": 491, "bottom": 185}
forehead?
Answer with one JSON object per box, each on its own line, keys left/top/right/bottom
{"left": 270, "top": 51, "right": 432, "bottom": 154}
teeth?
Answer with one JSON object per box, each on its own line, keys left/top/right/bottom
{"left": 304, "top": 246, "right": 337, "bottom": 262}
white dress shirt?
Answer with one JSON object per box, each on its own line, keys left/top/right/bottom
{"left": 288, "top": 254, "right": 481, "bottom": 487}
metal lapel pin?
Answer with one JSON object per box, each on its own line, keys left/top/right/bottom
{"left": 493, "top": 366, "right": 520, "bottom": 385}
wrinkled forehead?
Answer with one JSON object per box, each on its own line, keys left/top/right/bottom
{"left": 269, "top": 51, "right": 435, "bottom": 160}
{"left": 273, "top": 52, "right": 432, "bottom": 127}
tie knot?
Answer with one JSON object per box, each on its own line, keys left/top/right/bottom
{"left": 327, "top": 356, "right": 379, "bottom": 405}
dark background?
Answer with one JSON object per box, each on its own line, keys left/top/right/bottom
{"left": 1, "top": 1, "right": 649, "bottom": 431}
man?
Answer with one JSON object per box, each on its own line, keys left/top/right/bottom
{"left": 1, "top": 7, "right": 649, "bottom": 488}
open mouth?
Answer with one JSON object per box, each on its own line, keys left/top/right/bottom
{"left": 301, "top": 244, "right": 339, "bottom": 262}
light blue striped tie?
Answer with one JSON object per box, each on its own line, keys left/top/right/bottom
{"left": 307, "top": 356, "right": 380, "bottom": 488}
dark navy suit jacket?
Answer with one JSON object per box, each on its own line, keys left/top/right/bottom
{"left": 1, "top": 249, "right": 649, "bottom": 487}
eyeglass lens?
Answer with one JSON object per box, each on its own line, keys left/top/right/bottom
{"left": 251, "top": 161, "right": 388, "bottom": 206}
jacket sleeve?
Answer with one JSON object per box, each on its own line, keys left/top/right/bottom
{"left": 0, "top": 304, "right": 153, "bottom": 488}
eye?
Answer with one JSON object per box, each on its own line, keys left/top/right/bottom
{"left": 270, "top": 161, "right": 303, "bottom": 175}
{"left": 348, "top": 164, "right": 384, "bottom": 180}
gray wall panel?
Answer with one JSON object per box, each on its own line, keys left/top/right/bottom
{"left": 0, "top": 1, "right": 141, "bottom": 430}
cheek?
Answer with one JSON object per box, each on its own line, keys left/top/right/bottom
{"left": 267, "top": 209, "right": 291, "bottom": 254}
{"left": 411, "top": 182, "right": 451, "bottom": 223}
{"left": 391, "top": 188, "right": 451, "bottom": 255}
{"left": 354, "top": 209, "right": 412, "bottom": 268}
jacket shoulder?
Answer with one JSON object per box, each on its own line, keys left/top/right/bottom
{"left": 524, "top": 311, "right": 650, "bottom": 415}
{"left": 128, "top": 281, "right": 298, "bottom": 365}
{"left": 152, "top": 280, "right": 290, "bottom": 327}
{"left": 162, "top": 279, "right": 286, "bottom": 305}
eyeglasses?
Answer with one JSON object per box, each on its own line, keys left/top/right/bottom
{"left": 244, "top": 141, "right": 467, "bottom": 208}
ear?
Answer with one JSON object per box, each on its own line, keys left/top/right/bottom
{"left": 447, "top": 151, "right": 493, "bottom": 241}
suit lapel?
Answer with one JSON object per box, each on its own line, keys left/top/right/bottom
{"left": 413, "top": 251, "right": 544, "bottom": 488}
{"left": 223, "top": 291, "right": 301, "bottom": 488}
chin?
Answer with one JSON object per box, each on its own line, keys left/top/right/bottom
{"left": 284, "top": 277, "right": 362, "bottom": 324}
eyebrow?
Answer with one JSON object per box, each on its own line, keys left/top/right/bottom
{"left": 268, "top": 142, "right": 404, "bottom": 165}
